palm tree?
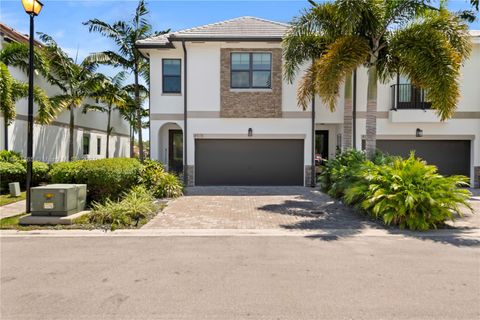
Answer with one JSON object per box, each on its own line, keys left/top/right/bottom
{"left": 0, "top": 42, "right": 55, "bottom": 150}
{"left": 284, "top": 0, "right": 471, "bottom": 157}
{"left": 83, "top": 0, "right": 169, "bottom": 162}
{"left": 39, "top": 33, "right": 101, "bottom": 160}
{"left": 121, "top": 83, "right": 149, "bottom": 158}
{"left": 84, "top": 72, "right": 127, "bottom": 158}
{"left": 283, "top": 6, "right": 356, "bottom": 150}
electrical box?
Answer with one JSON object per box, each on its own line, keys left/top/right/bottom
{"left": 31, "top": 184, "right": 87, "bottom": 216}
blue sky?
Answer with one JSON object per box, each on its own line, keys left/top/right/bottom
{"left": 1, "top": 0, "right": 478, "bottom": 139}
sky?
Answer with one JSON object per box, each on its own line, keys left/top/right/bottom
{"left": 1, "top": 0, "right": 479, "bottom": 139}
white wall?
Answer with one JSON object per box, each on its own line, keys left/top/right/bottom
{"left": 0, "top": 45, "right": 131, "bottom": 161}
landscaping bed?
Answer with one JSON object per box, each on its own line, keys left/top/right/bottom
{"left": 0, "top": 157, "right": 182, "bottom": 231}
{"left": 319, "top": 150, "right": 473, "bottom": 231}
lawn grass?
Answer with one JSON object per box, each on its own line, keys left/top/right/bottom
{"left": 0, "top": 192, "right": 26, "bottom": 206}
{"left": 0, "top": 214, "right": 27, "bottom": 230}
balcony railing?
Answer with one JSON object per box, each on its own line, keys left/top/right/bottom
{"left": 391, "top": 84, "right": 431, "bottom": 110}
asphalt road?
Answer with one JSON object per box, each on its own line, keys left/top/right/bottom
{"left": 1, "top": 235, "right": 479, "bottom": 320}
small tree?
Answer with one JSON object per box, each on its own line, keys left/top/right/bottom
{"left": 84, "top": 72, "right": 127, "bottom": 158}
{"left": 40, "top": 33, "right": 102, "bottom": 160}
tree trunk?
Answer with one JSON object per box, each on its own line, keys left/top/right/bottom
{"left": 106, "top": 105, "right": 112, "bottom": 158}
{"left": 68, "top": 106, "right": 75, "bottom": 161}
{"left": 365, "top": 65, "right": 378, "bottom": 159}
{"left": 134, "top": 67, "right": 144, "bottom": 162}
{"left": 342, "top": 73, "right": 353, "bottom": 151}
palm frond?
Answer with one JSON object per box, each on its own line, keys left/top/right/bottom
{"left": 313, "top": 35, "right": 369, "bottom": 111}
{"left": 390, "top": 23, "right": 468, "bottom": 120}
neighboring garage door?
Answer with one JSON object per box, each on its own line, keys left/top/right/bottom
{"left": 195, "top": 139, "right": 304, "bottom": 186}
{"left": 375, "top": 140, "right": 471, "bottom": 177}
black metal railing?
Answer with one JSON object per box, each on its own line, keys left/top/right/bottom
{"left": 391, "top": 84, "right": 431, "bottom": 110}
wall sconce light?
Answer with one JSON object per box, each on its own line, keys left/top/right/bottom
{"left": 416, "top": 128, "right": 423, "bottom": 137}
{"left": 248, "top": 128, "right": 253, "bottom": 137}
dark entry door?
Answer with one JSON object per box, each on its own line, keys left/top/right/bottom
{"left": 195, "top": 139, "right": 304, "bottom": 186}
{"left": 315, "top": 130, "right": 329, "bottom": 160}
{"left": 168, "top": 130, "right": 183, "bottom": 173}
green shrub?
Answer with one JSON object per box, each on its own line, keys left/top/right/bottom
{"left": 0, "top": 162, "right": 25, "bottom": 192}
{"left": 50, "top": 158, "right": 142, "bottom": 203}
{"left": 32, "top": 161, "right": 49, "bottom": 185}
{"left": 89, "top": 185, "right": 158, "bottom": 230}
{"left": 0, "top": 160, "right": 49, "bottom": 192}
{"left": 344, "top": 153, "right": 472, "bottom": 230}
{"left": 0, "top": 150, "right": 23, "bottom": 163}
{"left": 140, "top": 160, "right": 183, "bottom": 198}
{"left": 318, "top": 149, "right": 366, "bottom": 198}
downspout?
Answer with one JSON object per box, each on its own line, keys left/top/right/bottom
{"left": 311, "top": 95, "right": 316, "bottom": 187}
{"left": 352, "top": 69, "right": 357, "bottom": 149}
{"left": 182, "top": 40, "right": 188, "bottom": 186}
{"left": 4, "top": 118, "right": 8, "bottom": 150}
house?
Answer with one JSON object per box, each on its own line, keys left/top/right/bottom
{"left": 0, "top": 23, "right": 131, "bottom": 162}
{"left": 137, "top": 17, "right": 480, "bottom": 187}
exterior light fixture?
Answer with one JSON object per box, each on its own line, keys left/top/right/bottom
{"left": 248, "top": 128, "right": 253, "bottom": 137}
{"left": 22, "top": 0, "right": 43, "bottom": 213}
{"left": 22, "top": 0, "right": 43, "bottom": 16}
{"left": 416, "top": 128, "right": 423, "bottom": 138}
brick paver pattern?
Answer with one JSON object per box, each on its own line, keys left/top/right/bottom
{"left": 144, "top": 186, "right": 380, "bottom": 230}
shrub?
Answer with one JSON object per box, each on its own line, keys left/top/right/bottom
{"left": 50, "top": 158, "right": 142, "bottom": 203}
{"left": 0, "top": 150, "right": 23, "bottom": 163}
{"left": 89, "top": 185, "right": 158, "bottom": 230}
{"left": 0, "top": 160, "right": 49, "bottom": 192}
{"left": 140, "top": 160, "right": 183, "bottom": 198}
{"left": 0, "top": 162, "right": 25, "bottom": 192}
{"left": 318, "top": 149, "right": 366, "bottom": 198}
{"left": 344, "top": 153, "right": 472, "bottom": 230}
{"left": 32, "top": 161, "right": 49, "bottom": 185}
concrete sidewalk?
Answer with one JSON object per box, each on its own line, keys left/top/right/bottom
{"left": 0, "top": 200, "right": 25, "bottom": 219}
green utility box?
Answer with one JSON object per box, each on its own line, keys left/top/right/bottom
{"left": 31, "top": 184, "right": 87, "bottom": 216}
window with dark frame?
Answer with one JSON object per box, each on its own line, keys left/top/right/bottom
{"left": 97, "top": 137, "right": 101, "bottom": 155}
{"left": 83, "top": 134, "right": 90, "bottom": 155}
{"left": 162, "top": 59, "right": 181, "bottom": 93}
{"left": 231, "top": 52, "right": 272, "bottom": 89}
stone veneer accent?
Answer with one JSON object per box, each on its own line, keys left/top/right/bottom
{"left": 185, "top": 165, "right": 195, "bottom": 187}
{"left": 220, "top": 48, "right": 282, "bottom": 118}
{"left": 474, "top": 166, "right": 480, "bottom": 188}
{"left": 304, "top": 165, "right": 315, "bottom": 187}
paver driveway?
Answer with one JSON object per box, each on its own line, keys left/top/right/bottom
{"left": 144, "top": 186, "right": 380, "bottom": 230}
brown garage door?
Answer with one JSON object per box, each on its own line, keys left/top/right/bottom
{"left": 195, "top": 139, "right": 304, "bottom": 186}
{"left": 374, "top": 140, "right": 471, "bottom": 177}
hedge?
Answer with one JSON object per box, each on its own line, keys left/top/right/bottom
{"left": 0, "top": 160, "right": 50, "bottom": 193}
{"left": 49, "top": 158, "right": 142, "bottom": 203}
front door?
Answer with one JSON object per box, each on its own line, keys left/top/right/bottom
{"left": 315, "top": 130, "right": 329, "bottom": 161}
{"left": 168, "top": 130, "right": 183, "bottom": 173}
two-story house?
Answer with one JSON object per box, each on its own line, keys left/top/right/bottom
{"left": 0, "top": 23, "right": 131, "bottom": 162}
{"left": 137, "top": 17, "right": 480, "bottom": 187}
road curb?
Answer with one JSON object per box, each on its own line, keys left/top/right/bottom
{"left": 1, "top": 228, "right": 479, "bottom": 238}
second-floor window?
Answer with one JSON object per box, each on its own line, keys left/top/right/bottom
{"left": 163, "top": 59, "right": 181, "bottom": 93}
{"left": 97, "top": 137, "right": 102, "bottom": 155}
{"left": 231, "top": 52, "right": 272, "bottom": 89}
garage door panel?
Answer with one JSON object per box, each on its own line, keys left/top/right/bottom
{"left": 195, "top": 139, "right": 304, "bottom": 186}
{"left": 375, "top": 140, "right": 470, "bottom": 177}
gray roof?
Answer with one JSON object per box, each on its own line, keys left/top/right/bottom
{"left": 137, "top": 16, "right": 290, "bottom": 47}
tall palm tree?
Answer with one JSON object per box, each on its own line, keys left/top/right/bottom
{"left": 39, "top": 33, "right": 101, "bottom": 160}
{"left": 121, "top": 83, "right": 149, "bottom": 158}
{"left": 84, "top": 72, "right": 127, "bottom": 158}
{"left": 83, "top": 0, "right": 169, "bottom": 162}
{"left": 0, "top": 42, "right": 56, "bottom": 150}
{"left": 284, "top": 0, "right": 471, "bottom": 157}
